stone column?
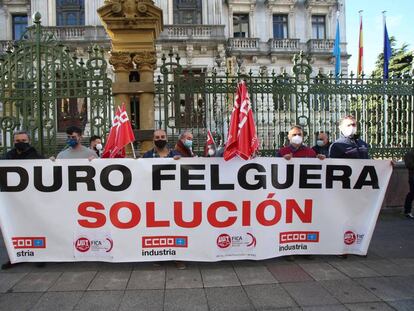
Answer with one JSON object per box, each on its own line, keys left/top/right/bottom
{"left": 109, "top": 51, "right": 133, "bottom": 108}
{"left": 133, "top": 51, "right": 157, "bottom": 152}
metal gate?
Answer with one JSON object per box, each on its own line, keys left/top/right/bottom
{"left": 155, "top": 51, "right": 414, "bottom": 159}
{"left": 0, "top": 13, "right": 112, "bottom": 156}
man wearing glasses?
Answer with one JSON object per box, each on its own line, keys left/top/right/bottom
{"left": 276, "top": 125, "right": 324, "bottom": 159}
{"left": 56, "top": 126, "right": 98, "bottom": 159}
{"left": 329, "top": 115, "right": 369, "bottom": 159}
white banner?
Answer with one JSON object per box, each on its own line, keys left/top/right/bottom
{"left": 0, "top": 158, "right": 392, "bottom": 263}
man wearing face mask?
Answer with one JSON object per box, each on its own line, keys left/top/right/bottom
{"left": 329, "top": 115, "right": 369, "bottom": 159}
{"left": 3, "top": 131, "right": 44, "bottom": 160}
{"left": 175, "top": 130, "right": 195, "bottom": 157}
{"left": 312, "top": 132, "right": 331, "bottom": 158}
{"left": 142, "top": 129, "right": 181, "bottom": 158}
{"left": 276, "top": 125, "right": 321, "bottom": 159}
{"left": 57, "top": 126, "right": 98, "bottom": 159}
{"left": 89, "top": 135, "right": 103, "bottom": 157}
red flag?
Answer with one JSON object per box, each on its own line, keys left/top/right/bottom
{"left": 102, "top": 103, "right": 135, "bottom": 158}
{"left": 223, "top": 81, "right": 259, "bottom": 161}
{"left": 357, "top": 12, "right": 363, "bottom": 78}
{"left": 204, "top": 130, "right": 216, "bottom": 156}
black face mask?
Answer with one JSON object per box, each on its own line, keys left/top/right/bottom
{"left": 154, "top": 140, "right": 167, "bottom": 149}
{"left": 14, "top": 142, "right": 30, "bottom": 152}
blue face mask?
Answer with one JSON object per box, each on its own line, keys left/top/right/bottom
{"left": 184, "top": 139, "right": 193, "bottom": 149}
{"left": 67, "top": 138, "right": 78, "bottom": 148}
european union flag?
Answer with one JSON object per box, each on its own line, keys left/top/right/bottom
{"left": 332, "top": 18, "right": 341, "bottom": 79}
{"left": 383, "top": 22, "right": 392, "bottom": 80}
{"left": 307, "top": 233, "right": 317, "bottom": 241}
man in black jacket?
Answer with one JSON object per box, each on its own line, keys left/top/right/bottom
{"left": 403, "top": 150, "right": 414, "bottom": 219}
{"left": 2, "top": 131, "right": 44, "bottom": 270}
{"left": 329, "top": 115, "right": 369, "bottom": 159}
{"left": 3, "top": 131, "right": 44, "bottom": 159}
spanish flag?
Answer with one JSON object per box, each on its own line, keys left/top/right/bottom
{"left": 357, "top": 12, "right": 363, "bottom": 78}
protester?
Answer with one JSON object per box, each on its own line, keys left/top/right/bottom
{"left": 276, "top": 125, "right": 324, "bottom": 160}
{"left": 89, "top": 135, "right": 103, "bottom": 157}
{"left": 175, "top": 130, "right": 195, "bottom": 157}
{"left": 312, "top": 131, "right": 331, "bottom": 158}
{"left": 3, "top": 131, "right": 44, "bottom": 159}
{"left": 329, "top": 115, "right": 369, "bottom": 159}
{"left": 57, "top": 126, "right": 98, "bottom": 159}
{"left": 403, "top": 149, "right": 414, "bottom": 219}
{"left": 142, "top": 129, "right": 184, "bottom": 269}
{"left": 142, "top": 129, "right": 180, "bottom": 158}
{"left": 1, "top": 131, "right": 44, "bottom": 269}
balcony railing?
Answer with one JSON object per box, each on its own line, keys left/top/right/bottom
{"left": 43, "top": 26, "right": 109, "bottom": 41}
{"left": 228, "top": 38, "right": 260, "bottom": 51}
{"left": 307, "top": 39, "right": 335, "bottom": 53}
{"left": 158, "top": 25, "right": 225, "bottom": 41}
{"left": 269, "top": 38, "right": 300, "bottom": 52}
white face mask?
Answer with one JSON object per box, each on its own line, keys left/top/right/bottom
{"left": 208, "top": 148, "right": 215, "bottom": 156}
{"left": 316, "top": 140, "right": 325, "bottom": 147}
{"left": 341, "top": 126, "right": 356, "bottom": 138}
{"left": 95, "top": 143, "right": 103, "bottom": 151}
{"left": 291, "top": 135, "right": 303, "bottom": 145}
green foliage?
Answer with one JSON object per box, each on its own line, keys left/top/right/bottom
{"left": 373, "top": 37, "right": 413, "bottom": 77}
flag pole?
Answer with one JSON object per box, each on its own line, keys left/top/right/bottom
{"left": 357, "top": 10, "right": 363, "bottom": 79}
{"left": 130, "top": 142, "right": 136, "bottom": 159}
{"left": 382, "top": 11, "right": 388, "bottom": 147}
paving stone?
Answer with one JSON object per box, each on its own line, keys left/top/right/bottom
{"left": 49, "top": 271, "right": 97, "bottom": 291}
{"left": 388, "top": 258, "right": 414, "bottom": 275}
{"left": 329, "top": 260, "right": 380, "bottom": 278}
{"left": 87, "top": 271, "right": 131, "bottom": 290}
{"left": 301, "top": 305, "right": 348, "bottom": 311}
{"left": 74, "top": 290, "right": 124, "bottom": 311}
{"left": 356, "top": 276, "right": 414, "bottom": 301}
{"left": 119, "top": 290, "right": 164, "bottom": 311}
{"left": 0, "top": 272, "right": 27, "bottom": 293}
{"left": 164, "top": 288, "right": 208, "bottom": 311}
{"left": 345, "top": 302, "right": 396, "bottom": 311}
{"left": 32, "top": 291, "right": 83, "bottom": 311}
{"left": 127, "top": 269, "right": 165, "bottom": 290}
{"left": 282, "top": 281, "right": 339, "bottom": 306}
{"left": 11, "top": 272, "right": 62, "bottom": 292}
{"left": 266, "top": 263, "right": 313, "bottom": 283}
{"left": 0, "top": 292, "right": 43, "bottom": 311}
{"left": 243, "top": 284, "right": 297, "bottom": 309}
{"left": 205, "top": 286, "right": 254, "bottom": 311}
{"left": 165, "top": 266, "right": 203, "bottom": 289}
{"left": 234, "top": 265, "right": 277, "bottom": 285}
{"left": 360, "top": 259, "right": 408, "bottom": 276}
{"left": 387, "top": 299, "right": 414, "bottom": 311}
{"left": 299, "top": 263, "right": 349, "bottom": 281}
{"left": 201, "top": 267, "right": 240, "bottom": 287}
{"left": 320, "top": 279, "right": 380, "bottom": 303}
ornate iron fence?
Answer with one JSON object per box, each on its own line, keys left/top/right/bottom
{"left": 0, "top": 13, "right": 112, "bottom": 157}
{"left": 155, "top": 51, "right": 414, "bottom": 159}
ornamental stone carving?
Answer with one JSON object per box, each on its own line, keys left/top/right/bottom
{"left": 109, "top": 51, "right": 133, "bottom": 72}
{"left": 133, "top": 51, "right": 157, "bottom": 70}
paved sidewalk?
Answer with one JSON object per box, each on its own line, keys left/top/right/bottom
{"left": 0, "top": 212, "right": 413, "bottom": 311}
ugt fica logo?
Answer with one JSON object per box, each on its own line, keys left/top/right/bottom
{"left": 216, "top": 233, "right": 256, "bottom": 249}
{"left": 74, "top": 237, "right": 113, "bottom": 253}
{"left": 344, "top": 231, "right": 364, "bottom": 245}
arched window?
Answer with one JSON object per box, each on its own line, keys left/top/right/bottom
{"left": 173, "top": 0, "right": 202, "bottom": 24}
{"left": 56, "top": 0, "right": 85, "bottom": 26}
